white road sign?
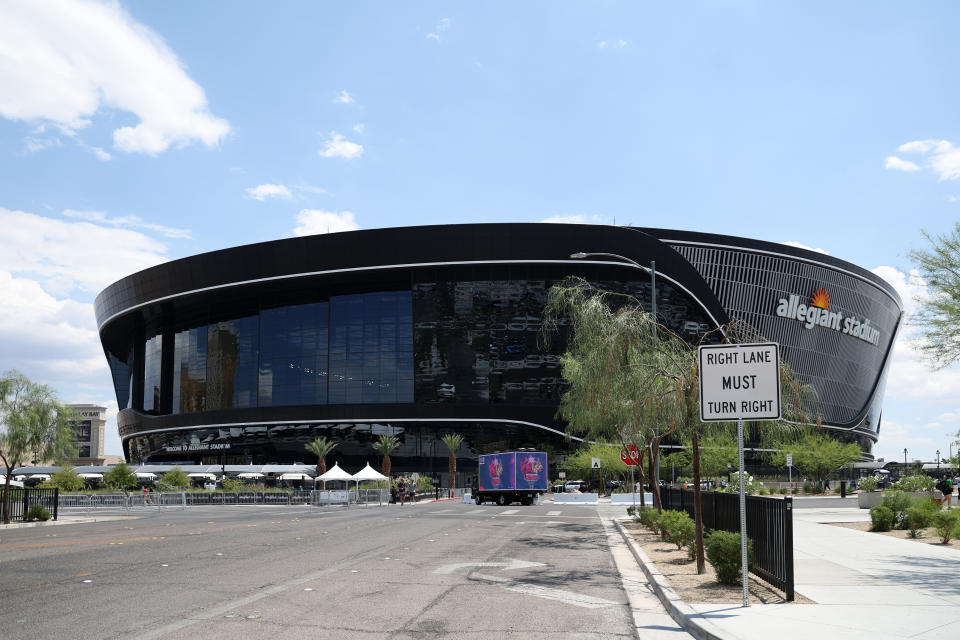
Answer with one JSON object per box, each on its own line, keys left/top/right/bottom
{"left": 591, "top": 457, "right": 601, "bottom": 469}
{"left": 698, "top": 343, "right": 781, "bottom": 422}
{"left": 786, "top": 453, "right": 793, "bottom": 467}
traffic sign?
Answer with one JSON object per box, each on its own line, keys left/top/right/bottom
{"left": 558, "top": 471, "right": 566, "bottom": 479}
{"left": 786, "top": 453, "right": 793, "bottom": 467}
{"left": 591, "top": 457, "right": 601, "bottom": 469}
{"left": 698, "top": 343, "right": 781, "bottom": 422}
{"left": 620, "top": 445, "right": 640, "bottom": 466}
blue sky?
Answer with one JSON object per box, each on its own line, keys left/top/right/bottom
{"left": 1, "top": 1, "right": 958, "bottom": 463}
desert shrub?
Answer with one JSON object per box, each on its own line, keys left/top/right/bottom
{"left": 657, "top": 510, "right": 696, "bottom": 550}
{"left": 722, "top": 473, "right": 765, "bottom": 495}
{"left": 892, "top": 474, "right": 936, "bottom": 492}
{"left": 869, "top": 505, "right": 894, "bottom": 531}
{"left": 858, "top": 476, "right": 879, "bottom": 492}
{"left": 778, "top": 487, "right": 788, "bottom": 494}
{"left": 802, "top": 482, "right": 813, "bottom": 493}
{"left": 882, "top": 492, "right": 916, "bottom": 529}
{"left": 103, "top": 463, "right": 138, "bottom": 490}
{"left": 905, "top": 499, "right": 940, "bottom": 537}
{"left": 638, "top": 506, "right": 659, "bottom": 531}
{"left": 626, "top": 506, "right": 637, "bottom": 516}
{"left": 25, "top": 504, "right": 51, "bottom": 521}
{"left": 41, "top": 466, "right": 86, "bottom": 492}
{"left": 932, "top": 510, "right": 960, "bottom": 544}
{"left": 705, "top": 530, "right": 753, "bottom": 585}
{"left": 833, "top": 486, "right": 842, "bottom": 494}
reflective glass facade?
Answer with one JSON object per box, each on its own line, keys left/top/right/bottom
{"left": 143, "top": 334, "right": 162, "bottom": 413}
{"left": 259, "top": 303, "right": 329, "bottom": 407}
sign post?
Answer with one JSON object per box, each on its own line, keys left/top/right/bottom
{"left": 699, "top": 342, "right": 781, "bottom": 608}
{"left": 786, "top": 453, "right": 793, "bottom": 489}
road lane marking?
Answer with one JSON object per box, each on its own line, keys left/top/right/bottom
{"left": 427, "top": 510, "right": 453, "bottom": 514}
{"left": 471, "top": 573, "right": 620, "bottom": 609}
{"left": 434, "top": 559, "right": 547, "bottom": 574}
{"left": 500, "top": 509, "right": 519, "bottom": 515}
{"left": 0, "top": 536, "right": 159, "bottom": 550}
{"left": 547, "top": 510, "right": 562, "bottom": 516}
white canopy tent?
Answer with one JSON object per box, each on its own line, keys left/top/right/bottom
{"left": 315, "top": 463, "right": 352, "bottom": 488}
{"left": 350, "top": 463, "right": 389, "bottom": 483}
{"left": 187, "top": 472, "right": 217, "bottom": 480}
{"left": 237, "top": 472, "right": 264, "bottom": 479}
{"left": 279, "top": 472, "right": 312, "bottom": 481}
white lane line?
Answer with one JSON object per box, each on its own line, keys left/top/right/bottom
{"left": 547, "top": 510, "right": 562, "bottom": 516}
{"left": 471, "top": 573, "right": 620, "bottom": 609}
{"left": 499, "top": 509, "right": 520, "bottom": 515}
{"left": 427, "top": 510, "right": 453, "bottom": 514}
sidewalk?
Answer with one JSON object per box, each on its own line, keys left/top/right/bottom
{"left": 682, "top": 507, "right": 960, "bottom": 640}
{"left": 0, "top": 513, "right": 134, "bottom": 529}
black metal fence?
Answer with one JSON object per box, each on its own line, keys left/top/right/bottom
{"left": 659, "top": 488, "right": 794, "bottom": 601}
{"left": 1, "top": 487, "right": 59, "bottom": 522}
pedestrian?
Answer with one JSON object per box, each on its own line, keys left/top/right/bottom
{"left": 397, "top": 477, "right": 406, "bottom": 506}
{"left": 943, "top": 476, "right": 954, "bottom": 508}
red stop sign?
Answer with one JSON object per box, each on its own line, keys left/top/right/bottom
{"left": 620, "top": 445, "right": 640, "bottom": 466}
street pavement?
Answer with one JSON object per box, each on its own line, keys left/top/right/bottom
{"left": 0, "top": 501, "right": 653, "bottom": 640}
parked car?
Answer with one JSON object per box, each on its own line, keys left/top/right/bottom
{"left": 203, "top": 481, "right": 217, "bottom": 491}
{"left": 564, "top": 480, "right": 588, "bottom": 493}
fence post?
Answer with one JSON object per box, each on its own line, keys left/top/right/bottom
{"left": 53, "top": 488, "right": 59, "bottom": 521}
{"left": 23, "top": 487, "right": 30, "bottom": 518}
{"left": 784, "top": 496, "right": 795, "bottom": 602}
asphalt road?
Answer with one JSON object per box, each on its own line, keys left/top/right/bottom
{"left": 0, "top": 502, "right": 636, "bottom": 639}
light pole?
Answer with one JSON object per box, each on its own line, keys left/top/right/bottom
{"left": 937, "top": 450, "right": 941, "bottom": 470}
{"left": 571, "top": 250, "right": 661, "bottom": 489}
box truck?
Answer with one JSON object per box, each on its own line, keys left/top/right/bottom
{"left": 475, "top": 451, "right": 548, "bottom": 506}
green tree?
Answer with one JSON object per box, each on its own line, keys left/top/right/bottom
{"left": 160, "top": 466, "right": 191, "bottom": 489}
{"left": 441, "top": 433, "right": 464, "bottom": 490}
{"left": 103, "top": 462, "right": 138, "bottom": 490}
{"left": 0, "top": 371, "right": 77, "bottom": 523}
{"left": 560, "top": 442, "right": 631, "bottom": 484}
{"left": 909, "top": 223, "right": 960, "bottom": 367}
{"left": 305, "top": 436, "right": 338, "bottom": 487}
{"left": 43, "top": 465, "right": 86, "bottom": 492}
{"left": 768, "top": 431, "right": 862, "bottom": 488}
{"left": 372, "top": 434, "right": 400, "bottom": 476}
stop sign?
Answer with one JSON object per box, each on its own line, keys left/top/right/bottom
{"left": 620, "top": 445, "right": 640, "bottom": 466}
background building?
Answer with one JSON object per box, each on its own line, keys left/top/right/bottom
{"left": 95, "top": 224, "right": 902, "bottom": 484}
{"left": 66, "top": 404, "right": 108, "bottom": 465}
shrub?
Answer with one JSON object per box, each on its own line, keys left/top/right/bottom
{"left": 159, "top": 467, "right": 190, "bottom": 489}
{"left": 41, "top": 466, "right": 86, "bottom": 492}
{"left": 905, "top": 499, "right": 940, "bottom": 537}
{"left": 705, "top": 530, "right": 753, "bottom": 585}
{"left": 882, "top": 492, "right": 916, "bottom": 529}
{"left": 103, "top": 463, "right": 138, "bottom": 490}
{"left": 858, "top": 476, "right": 879, "bottom": 492}
{"left": 657, "top": 510, "right": 696, "bottom": 550}
{"left": 25, "top": 504, "right": 51, "bottom": 521}
{"left": 722, "top": 473, "right": 765, "bottom": 495}
{"left": 221, "top": 477, "right": 245, "bottom": 492}
{"left": 802, "top": 482, "right": 813, "bottom": 494}
{"left": 932, "top": 510, "right": 960, "bottom": 544}
{"left": 791, "top": 488, "right": 799, "bottom": 494}
{"left": 869, "top": 505, "right": 894, "bottom": 531}
{"left": 626, "top": 506, "right": 637, "bottom": 516}
{"left": 778, "top": 487, "right": 788, "bottom": 494}
{"left": 638, "top": 506, "right": 659, "bottom": 531}
{"left": 833, "top": 486, "right": 842, "bottom": 494}
{"left": 892, "top": 474, "right": 936, "bottom": 492}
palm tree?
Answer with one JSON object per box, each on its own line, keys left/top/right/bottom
{"left": 441, "top": 433, "right": 464, "bottom": 493}
{"left": 372, "top": 434, "right": 400, "bottom": 476}
{"left": 304, "top": 436, "right": 338, "bottom": 488}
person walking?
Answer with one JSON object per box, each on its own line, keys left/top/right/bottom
{"left": 943, "top": 476, "right": 954, "bottom": 508}
{"left": 397, "top": 477, "right": 406, "bottom": 506}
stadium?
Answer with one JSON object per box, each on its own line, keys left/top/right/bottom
{"left": 95, "top": 224, "right": 902, "bottom": 484}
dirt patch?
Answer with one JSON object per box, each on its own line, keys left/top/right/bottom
{"left": 621, "top": 520, "right": 814, "bottom": 604}
{"left": 830, "top": 520, "right": 960, "bottom": 548}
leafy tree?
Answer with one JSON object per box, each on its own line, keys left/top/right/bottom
{"left": 372, "top": 434, "right": 400, "bottom": 476}
{"left": 43, "top": 465, "right": 86, "bottom": 492}
{"left": 103, "top": 462, "right": 138, "bottom": 490}
{"left": 304, "top": 436, "right": 338, "bottom": 487}
{"left": 160, "top": 466, "right": 191, "bottom": 489}
{"left": 909, "top": 223, "right": 960, "bottom": 367}
{"left": 560, "top": 443, "right": 631, "bottom": 484}
{"left": 441, "top": 433, "right": 464, "bottom": 490}
{"left": 768, "top": 431, "right": 862, "bottom": 488}
{"left": 542, "top": 279, "right": 815, "bottom": 573}
{"left": 0, "top": 371, "right": 77, "bottom": 523}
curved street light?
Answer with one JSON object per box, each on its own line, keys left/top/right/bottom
{"left": 569, "top": 251, "right": 657, "bottom": 324}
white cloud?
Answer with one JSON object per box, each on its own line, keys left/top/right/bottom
{"left": 885, "top": 156, "right": 920, "bottom": 172}
{"left": 892, "top": 139, "right": 960, "bottom": 181}
{"left": 597, "top": 39, "right": 628, "bottom": 49}
{"left": 541, "top": 214, "right": 614, "bottom": 225}
{"left": 245, "top": 183, "right": 293, "bottom": 201}
{"left": 0, "top": 0, "right": 229, "bottom": 155}
{"left": 90, "top": 146, "right": 111, "bottom": 161}
{"left": 353, "top": 123, "right": 365, "bottom": 134}
{"left": 333, "top": 90, "right": 355, "bottom": 104}
{"left": 427, "top": 17, "right": 450, "bottom": 41}
{"left": 0, "top": 207, "right": 169, "bottom": 294}
{"left": 24, "top": 136, "right": 62, "bottom": 153}
{"left": 781, "top": 241, "right": 829, "bottom": 255}
{"left": 871, "top": 265, "right": 926, "bottom": 317}
{"left": 63, "top": 209, "right": 191, "bottom": 240}
{"left": 318, "top": 132, "right": 363, "bottom": 160}
{"left": 293, "top": 210, "right": 359, "bottom": 236}
{"left": 292, "top": 184, "right": 326, "bottom": 195}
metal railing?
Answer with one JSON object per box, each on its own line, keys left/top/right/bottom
{"left": 660, "top": 488, "right": 794, "bottom": 601}
{"left": 1, "top": 487, "right": 59, "bottom": 522}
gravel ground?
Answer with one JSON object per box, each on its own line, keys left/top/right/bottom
{"left": 831, "top": 520, "right": 960, "bottom": 548}
{"left": 622, "top": 521, "right": 813, "bottom": 604}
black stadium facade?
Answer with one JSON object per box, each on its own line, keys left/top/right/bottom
{"left": 95, "top": 224, "right": 902, "bottom": 479}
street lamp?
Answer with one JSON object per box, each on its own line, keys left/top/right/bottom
{"left": 904, "top": 448, "right": 907, "bottom": 466}
{"left": 937, "top": 450, "right": 941, "bottom": 470}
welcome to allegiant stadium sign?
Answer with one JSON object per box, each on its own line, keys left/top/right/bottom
{"left": 775, "top": 288, "right": 881, "bottom": 346}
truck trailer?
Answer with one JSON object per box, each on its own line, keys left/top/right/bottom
{"left": 475, "top": 451, "right": 548, "bottom": 506}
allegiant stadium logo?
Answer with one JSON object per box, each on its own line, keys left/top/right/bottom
{"left": 775, "top": 288, "right": 881, "bottom": 346}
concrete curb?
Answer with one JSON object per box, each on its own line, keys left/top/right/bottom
{"left": 614, "top": 519, "right": 734, "bottom": 640}
{"left": 0, "top": 515, "right": 134, "bottom": 529}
